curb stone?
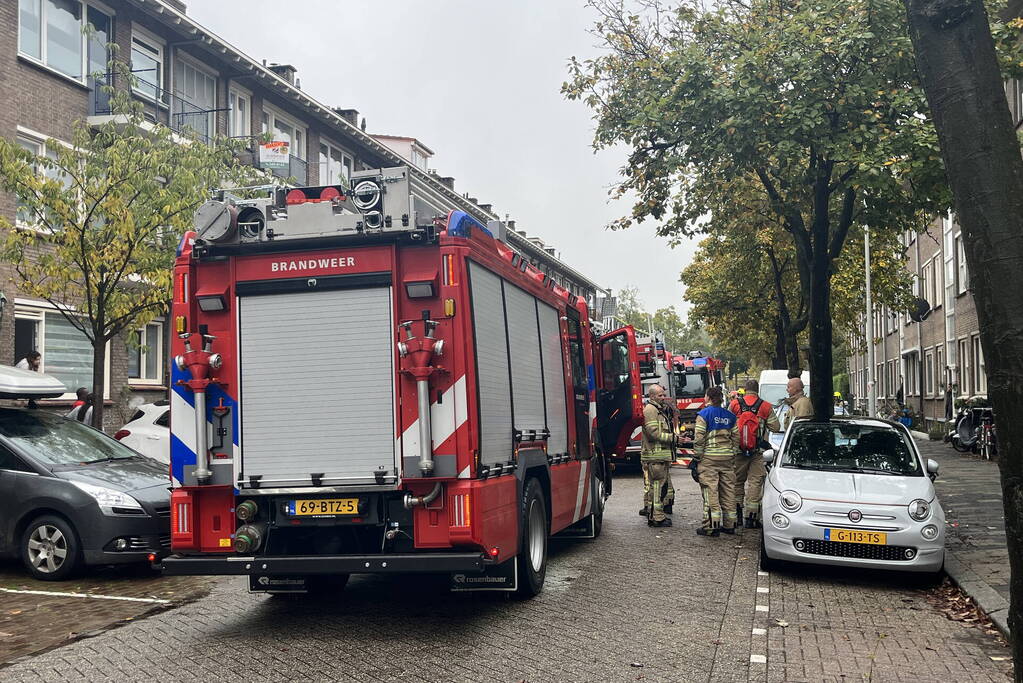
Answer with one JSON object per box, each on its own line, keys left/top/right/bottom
{"left": 943, "top": 551, "right": 1011, "bottom": 638}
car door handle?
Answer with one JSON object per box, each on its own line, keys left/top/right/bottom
{"left": 146, "top": 435, "right": 161, "bottom": 440}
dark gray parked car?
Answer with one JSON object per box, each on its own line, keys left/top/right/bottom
{"left": 0, "top": 408, "right": 171, "bottom": 580}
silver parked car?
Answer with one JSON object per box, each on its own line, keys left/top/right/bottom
{"left": 761, "top": 417, "right": 944, "bottom": 574}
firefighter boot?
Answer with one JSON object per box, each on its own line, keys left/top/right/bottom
{"left": 697, "top": 521, "right": 720, "bottom": 537}
{"left": 649, "top": 517, "right": 673, "bottom": 527}
{"left": 736, "top": 504, "right": 744, "bottom": 527}
{"left": 744, "top": 511, "right": 762, "bottom": 529}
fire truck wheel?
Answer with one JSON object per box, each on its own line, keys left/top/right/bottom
{"left": 20, "top": 515, "right": 82, "bottom": 581}
{"left": 515, "top": 478, "right": 548, "bottom": 598}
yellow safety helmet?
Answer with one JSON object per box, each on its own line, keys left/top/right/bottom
{"left": 833, "top": 391, "right": 842, "bottom": 398}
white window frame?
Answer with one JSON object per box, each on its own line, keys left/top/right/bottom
{"left": 14, "top": 127, "right": 74, "bottom": 233}
{"left": 170, "top": 51, "right": 218, "bottom": 139}
{"left": 14, "top": 301, "right": 111, "bottom": 400}
{"left": 958, "top": 337, "right": 970, "bottom": 396}
{"left": 261, "top": 105, "right": 307, "bottom": 160}
{"left": 127, "top": 320, "right": 164, "bottom": 386}
{"left": 318, "top": 138, "right": 353, "bottom": 184}
{"left": 130, "top": 25, "right": 165, "bottom": 104}
{"left": 18, "top": 0, "right": 114, "bottom": 84}
{"left": 972, "top": 334, "right": 986, "bottom": 395}
{"left": 955, "top": 233, "right": 968, "bottom": 295}
{"left": 924, "top": 350, "right": 935, "bottom": 397}
{"left": 228, "top": 85, "right": 251, "bottom": 139}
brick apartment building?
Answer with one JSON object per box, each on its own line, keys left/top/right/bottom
{"left": 846, "top": 217, "right": 984, "bottom": 429}
{"left": 846, "top": 78, "right": 1023, "bottom": 428}
{"left": 3, "top": 0, "right": 603, "bottom": 428}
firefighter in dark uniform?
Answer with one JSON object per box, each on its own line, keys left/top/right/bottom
{"left": 640, "top": 384, "right": 675, "bottom": 527}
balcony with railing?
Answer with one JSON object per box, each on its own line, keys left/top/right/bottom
{"left": 88, "top": 71, "right": 220, "bottom": 145}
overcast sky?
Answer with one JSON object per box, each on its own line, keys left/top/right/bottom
{"left": 190, "top": 0, "right": 694, "bottom": 313}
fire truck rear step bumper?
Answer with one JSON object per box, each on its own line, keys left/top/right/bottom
{"left": 160, "top": 552, "right": 491, "bottom": 576}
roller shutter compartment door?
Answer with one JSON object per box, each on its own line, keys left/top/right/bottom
{"left": 469, "top": 262, "right": 513, "bottom": 465}
{"left": 504, "top": 283, "right": 546, "bottom": 434}
{"left": 538, "top": 301, "right": 568, "bottom": 455}
{"left": 238, "top": 286, "right": 395, "bottom": 487}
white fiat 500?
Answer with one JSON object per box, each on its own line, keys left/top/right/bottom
{"left": 761, "top": 417, "right": 944, "bottom": 573}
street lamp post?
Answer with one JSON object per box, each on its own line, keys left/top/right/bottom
{"left": 865, "top": 227, "right": 876, "bottom": 417}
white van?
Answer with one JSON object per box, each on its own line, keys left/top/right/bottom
{"left": 758, "top": 369, "right": 810, "bottom": 447}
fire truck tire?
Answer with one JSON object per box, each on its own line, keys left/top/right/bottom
{"left": 515, "top": 478, "right": 548, "bottom": 598}
{"left": 20, "top": 514, "right": 82, "bottom": 581}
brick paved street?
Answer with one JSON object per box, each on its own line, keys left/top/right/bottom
{"left": 0, "top": 472, "right": 1011, "bottom": 682}
{"left": 0, "top": 561, "right": 220, "bottom": 664}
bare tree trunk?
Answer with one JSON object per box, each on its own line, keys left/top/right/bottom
{"left": 91, "top": 338, "right": 106, "bottom": 431}
{"left": 904, "top": 0, "right": 1023, "bottom": 666}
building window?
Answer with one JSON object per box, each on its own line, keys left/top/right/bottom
{"left": 130, "top": 32, "right": 163, "bottom": 101}
{"left": 925, "top": 350, "right": 934, "bottom": 396}
{"left": 958, "top": 338, "right": 970, "bottom": 396}
{"left": 15, "top": 133, "right": 72, "bottom": 229}
{"left": 955, "top": 233, "right": 968, "bottom": 295}
{"left": 931, "top": 255, "right": 942, "bottom": 310}
{"left": 936, "top": 345, "right": 944, "bottom": 394}
{"left": 919, "top": 262, "right": 930, "bottom": 309}
{"left": 905, "top": 353, "right": 919, "bottom": 396}
{"left": 972, "top": 335, "right": 986, "bottom": 395}
{"left": 229, "top": 89, "right": 250, "bottom": 138}
{"left": 15, "top": 306, "right": 109, "bottom": 399}
{"left": 19, "top": 0, "right": 112, "bottom": 81}
{"left": 876, "top": 363, "right": 884, "bottom": 397}
{"left": 318, "top": 141, "right": 353, "bottom": 184}
{"left": 127, "top": 321, "right": 163, "bottom": 384}
{"left": 262, "top": 108, "right": 306, "bottom": 159}
{"left": 172, "top": 56, "right": 216, "bottom": 141}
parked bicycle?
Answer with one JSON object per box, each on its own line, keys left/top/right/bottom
{"left": 947, "top": 404, "right": 997, "bottom": 459}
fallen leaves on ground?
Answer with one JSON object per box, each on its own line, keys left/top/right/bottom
{"left": 927, "top": 578, "right": 1007, "bottom": 647}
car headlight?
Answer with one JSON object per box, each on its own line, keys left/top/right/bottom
{"left": 921, "top": 524, "right": 939, "bottom": 540}
{"left": 69, "top": 481, "right": 145, "bottom": 516}
{"left": 779, "top": 490, "right": 802, "bottom": 512}
{"left": 771, "top": 513, "right": 790, "bottom": 529}
{"left": 908, "top": 499, "right": 931, "bottom": 522}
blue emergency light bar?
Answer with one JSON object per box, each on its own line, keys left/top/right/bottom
{"left": 447, "top": 210, "right": 493, "bottom": 239}
{"left": 691, "top": 357, "right": 708, "bottom": 366}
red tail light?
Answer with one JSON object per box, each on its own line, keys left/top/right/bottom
{"left": 170, "top": 489, "right": 196, "bottom": 551}
{"left": 113, "top": 429, "right": 130, "bottom": 440}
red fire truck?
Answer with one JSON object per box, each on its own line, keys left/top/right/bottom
{"left": 160, "top": 167, "right": 643, "bottom": 596}
{"left": 671, "top": 353, "right": 726, "bottom": 465}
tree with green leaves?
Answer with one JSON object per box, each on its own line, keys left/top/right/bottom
{"left": 901, "top": 0, "right": 1023, "bottom": 667}
{"left": 0, "top": 63, "right": 263, "bottom": 428}
{"left": 681, "top": 174, "right": 915, "bottom": 370}
{"left": 565, "top": 0, "right": 949, "bottom": 418}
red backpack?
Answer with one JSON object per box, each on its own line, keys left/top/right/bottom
{"left": 736, "top": 398, "right": 765, "bottom": 453}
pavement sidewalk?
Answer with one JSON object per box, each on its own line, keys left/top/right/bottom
{"left": 916, "top": 437, "right": 1011, "bottom": 637}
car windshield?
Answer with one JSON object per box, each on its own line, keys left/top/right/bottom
{"left": 0, "top": 408, "right": 138, "bottom": 466}
{"left": 674, "top": 370, "right": 709, "bottom": 398}
{"left": 759, "top": 384, "right": 788, "bottom": 406}
{"left": 781, "top": 422, "right": 922, "bottom": 476}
